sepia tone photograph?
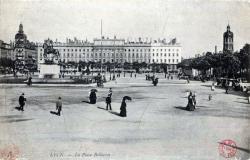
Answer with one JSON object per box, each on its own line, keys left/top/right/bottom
{"left": 0, "top": 0, "right": 250, "bottom": 159}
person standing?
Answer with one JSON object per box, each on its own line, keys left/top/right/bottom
{"left": 106, "top": 88, "right": 112, "bottom": 110}
{"left": 186, "top": 92, "right": 194, "bottom": 111}
{"left": 27, "top": 76, "right": 32, "bottom": 86}
{"left": 56, "top": 97, "right": 62, "bottom": 116}
{"left": 19, "top": 93, "right": 26, "bottom": 111}
{"left": 225, "top": 81, "right": 229, "bottom": 94}
{"left": 89, "top": 90, "right": 97, "bottom": 104}
{"left": 192, "top": 92, "right": 197, "bottom": 109}
{"left": 120, "top": 98, "right": 127, "bottom": 117}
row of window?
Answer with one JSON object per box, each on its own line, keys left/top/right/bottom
{"left": 39, "top": 48, "right": 180, "bottom": 53}
{"left": 40, "top": 58, "right": 179, "bottom": 64}
{"left": 39, "top": 52, "right": 179, "bottom": 58}
{"left": 152, "top": 59, "right": 179, "bottom": 63}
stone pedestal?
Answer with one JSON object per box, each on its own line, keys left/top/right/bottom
{"left": 39, "top": 64, "right": 60, "bottom": 78}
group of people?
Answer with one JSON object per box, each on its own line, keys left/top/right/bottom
{"left": 18, "top": 87, "right": 131, "bottom": 117}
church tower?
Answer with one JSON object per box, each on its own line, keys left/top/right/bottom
{"left": 223, "top": 24, "right": 234, "bottom": 53}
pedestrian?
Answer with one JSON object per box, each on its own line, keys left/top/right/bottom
{"left": 106, "top": 88, "right": 112, "bottom": 110}
{"left": 120, "top": 98, "right": 127, "bottom": 117}
{"left": 18, "top": 93, "right": 26, "bottom": 111}
{"left": 187, "top": 78, "right": 190, "bottom": 84}
{"left": 211, "top": 82, "right": 215, "bottom": 91}
{"left": 186, "top": 92, "right": 194, "bottom": 111}
{"left": 192, "top": 92, "right": 197, "bottom": 109}
{"left": 89, "top": 90, "right": 97, "bottom": 104}
{"left": 106, "top": 95, "right": 112, "bottom": 110}
{"left": 108, "top": 88, "right": 112, "bottom": 97}
{"left": 225, "top": 81, "right": 229, "bottom": 94}
{"left": 209, "top": 94, "right": 212, "bottom": 101}
{"left": 27, "top": 76, "right": 32, "bottom": 86}
{"left": 56, "top": 97, "right": 62, "bottom": 116}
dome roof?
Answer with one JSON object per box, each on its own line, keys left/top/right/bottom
{"left": 15, "top": 23, "right": 27, "bottom": 40}
{"left": 15, "top": 32, "right": 27, "bottom": 40}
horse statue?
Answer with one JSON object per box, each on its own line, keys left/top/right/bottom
{"left": 42, "top": 39, "right": 60, "bottom": 63}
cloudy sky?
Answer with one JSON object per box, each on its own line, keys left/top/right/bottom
{"left": 0, "top": 0, "right": 250, "bottom": 57}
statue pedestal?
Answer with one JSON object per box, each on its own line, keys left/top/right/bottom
{"left": 39, "top": 64, "right": 60, "bottom": 78}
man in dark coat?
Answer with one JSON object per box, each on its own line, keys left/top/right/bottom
{"left": 89, "top": 91, "right": 97, "bottom": 104}
{"left": 56, "top": 97, "right": 62, "bottom": 116}
{"left": 106, "top": 88, "right": 112, "bottom": 110}
{"left": 19, "top": 93, "right": 26, "bottom": 111}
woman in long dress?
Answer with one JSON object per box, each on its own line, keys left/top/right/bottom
{"left": 120, "top": 98, "right": 127, "bottom": 117}
{"left": 186, "top": 92, "right": 194, "bottom": 111}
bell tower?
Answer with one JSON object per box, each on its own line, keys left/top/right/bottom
{"left": 223, "top": 24, "right": 234, "bottom": 53}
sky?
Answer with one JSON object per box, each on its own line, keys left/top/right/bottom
{"left": 0, "top": 0, "right": 250, "bottom": 58}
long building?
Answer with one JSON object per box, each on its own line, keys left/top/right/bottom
{"left": 38, "top": 36, "right": 182, "bottom": 71}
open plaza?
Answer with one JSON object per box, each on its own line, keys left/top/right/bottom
{"left": 0, "top": 74, "right": 249, "bottom": 160}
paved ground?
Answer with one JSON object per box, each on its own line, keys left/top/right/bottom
{"left": 0, "top": 74, "right": 249, "bottom": 160}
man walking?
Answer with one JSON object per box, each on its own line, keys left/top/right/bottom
{"left": 106, "top": 88, "right": 112, "bottom": 110}
{"left": 19, "top": 93, "right": 26, "bottom": 111}
{"left": 56, "top": 97, "right": 62, "bottom": 116}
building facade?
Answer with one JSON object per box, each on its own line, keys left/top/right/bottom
{"left": 13, "top": 23, "right": 38, "bottom": 72}
{"left": 223, "top": 24, "right": 234, "bottom": 53}
{"left": 37, "top": 37, "right": 182, "bottom": 71}
{"left": 0, "top": 40, "right": 12, "bottom": 59}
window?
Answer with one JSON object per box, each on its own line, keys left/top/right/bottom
{"left": 173, "top": 59, "right": 175, "bottom": 63}
{"left": 164, "top": 59, "right": 166, "bottom": 63}
{"left": 161, "top": 53, "right": 162, "bottom": 56}
{"left": 153, "top": 53, "right": 154, "bottom": 56}
{"left": 68, "top": 49, "right": 69, "bottom": 52}
{"left": 177, "top": 59, "right": 179, "bottom": 62}
{"left": 156, "top": 53, "right": 158, "bottom": 56}
{"left": 75, "top": 49, "right": 77, "bottom": 52}
{"left": 79, "top": 49, "right": 81, "bottom": 52}
{"left": 169, "top": 53, "right": 170, "bottom": 56}
{"left": 40, "top": 49, "right": 43, "bottom": 51}
{"left": 164, "top": 53, "right": 166, "bottom": 56}
{"left": 72, "top": 49, "right": 73, "bottom": 51}
{"left": 168, "top": 59, "right": 170, "bottom": 63}
{"left": 173, "top": 53, "right": 175, "bottom": 56}
{"left": 177, "top": 53, "right": 179, "bottom": 57}
{"left": 168, "top": 49, "right": 170, "bottom": 51}
{"left": 160, "top": 49, "right": 162, "bottom": 51}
